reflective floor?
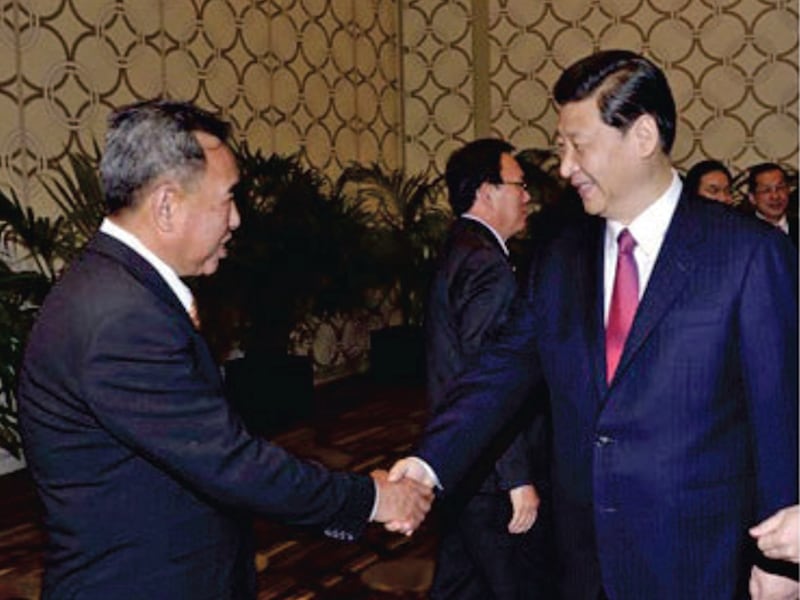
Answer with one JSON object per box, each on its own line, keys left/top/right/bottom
{"left": 0, "top": 377, "right": 438, "bottom": 599}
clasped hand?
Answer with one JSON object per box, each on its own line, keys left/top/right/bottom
{"left": 370, "top": 468, "right": 434, "bottom": 536}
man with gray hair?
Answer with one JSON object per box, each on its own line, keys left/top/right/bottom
{"left": 18, "top": 99, "right": 432, "bottom": 599}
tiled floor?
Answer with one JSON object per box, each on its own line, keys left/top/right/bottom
{"left": 0, "top": 377, "right": 440, "bottom": 599}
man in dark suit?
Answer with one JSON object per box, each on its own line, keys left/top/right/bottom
{"left": 425, "top": 138, "right": 553, "bottom": 599}
{"left": 747, "top": 162, "right": 798, "bottom": 246}
{"left": 389, "top": 50, "right": 798, "bottom": 599}
{"left": 17, "top": 100, "right": 432, "bottom": 600}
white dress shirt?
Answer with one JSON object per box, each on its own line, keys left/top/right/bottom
{"left": 603, "top": 171, "right": 682, "bottom": 324}
{"left": 100, "top": 218, "right": 195, "bottom": 317}
{"left": 756, "top": 211, "right": 789, "bottom": 235}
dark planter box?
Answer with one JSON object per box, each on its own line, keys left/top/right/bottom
{"left": 369, "top": 325, "right": 426, "bottom": 384}
{"left": 224, "top": 353, "right": 313, "bottom": 436}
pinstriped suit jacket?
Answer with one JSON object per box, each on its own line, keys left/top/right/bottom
{"left": 418, "top": 193, "right": 798, "bottom": 599}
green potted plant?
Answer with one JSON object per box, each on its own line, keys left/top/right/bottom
{"left": 0, "top": 181, "right": 90, "bottom": 459}
{"left": 335, "top": 164, "right": 451, "bottom": 383}
{"left": 0, "top": 147, "right": 107, "bottom": 460}
{"left": 194, "top": 147, "right": 378, "bottom": 433}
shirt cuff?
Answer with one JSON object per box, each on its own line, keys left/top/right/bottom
{"left": 368, "top": 479, "right": 379, "bottom": 521}
{"left": 408, "top": 456, "right": 443, "bottom": 490}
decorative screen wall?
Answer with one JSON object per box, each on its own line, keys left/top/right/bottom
{"left": 3, "top": 0, "right": 796, "bottom": 205}
{"left": 1, "top": 0, "right": 797, "bottom": 380}
{"left": 400, "top": 0, "right": 798, "bottom": 177}
{"left": 0, "top": 0, "right": 401, "bottom": 212}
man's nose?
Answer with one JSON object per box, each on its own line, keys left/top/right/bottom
{"left": 230, "top": 202, "right": 241, "bottom": 230}
{"left": 559, "top": 148, "right": 575, "bottom": 180}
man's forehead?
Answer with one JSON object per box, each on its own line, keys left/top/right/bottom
{"left": 557, "top": 99, "right": 597, "bottom": 130}
{"left": 756, "top": 169, "right": 785, "bottom": 181}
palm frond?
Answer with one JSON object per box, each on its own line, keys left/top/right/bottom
{"left": 40, "top": 144, "right": 105, "bottom": 260}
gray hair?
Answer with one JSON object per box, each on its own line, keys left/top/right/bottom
{"left": 100, "top": 99, "right": 231, "bottom": 213}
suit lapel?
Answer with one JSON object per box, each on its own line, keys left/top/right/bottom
{"left": 460, "top": 217, "right": 509, "bottom": 260}
{"left": 572, "top": 218, "right": 609, "bottom": 400}
{"left": 87, "top": 233, "right": 193, "bottom": 327}
{"left": 611, "top": 191, "right": 702, "bottom": 385}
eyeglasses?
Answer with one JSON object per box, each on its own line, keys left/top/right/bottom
{"left": 499, "top": 180, "right": 528, "bottom": 191}
{"left": 754, "top": 183, "right": 789, "bottom": 195}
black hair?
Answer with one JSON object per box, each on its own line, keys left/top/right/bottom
{"left": 684, "top": 159, "right": 732, "bottom": 195}
{"left": 554, "top": 49, "right": 676, "bottom": 154}
{"left": 445, "top": 138, "right": 515, "bottom": 215}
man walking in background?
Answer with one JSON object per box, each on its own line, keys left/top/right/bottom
{"left": 425, "top": 138, "right": 553, "bottom": 598}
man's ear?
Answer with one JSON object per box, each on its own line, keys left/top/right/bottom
{"left": 150, "top": 183, "right": 181, "bottom": 233}
{"left": 632, "top": 114, "right": 661, "bottom": 158}
{"left": 474, "top": 181, "right": 494, "bottom": 209}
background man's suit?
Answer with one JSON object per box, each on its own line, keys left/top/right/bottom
{"left": 426, "top": 217, "right": 552, "bottom": 598}
{"left": 18, "top": 233, "right": 374, "bottom": 599}
{"left": 417, "top": 192, "right": 798, "bottom": 599}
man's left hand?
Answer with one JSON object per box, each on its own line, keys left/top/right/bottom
{"left": 749, "top": 565, "right": 799, "bottom": 600}
{"left": 507, "top": 484, "right": 539, "bottom": 534}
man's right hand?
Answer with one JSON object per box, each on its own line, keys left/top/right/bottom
{"left": 370, "top": 469, "right": 433, "bottom": 536}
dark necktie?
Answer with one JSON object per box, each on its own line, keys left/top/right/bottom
{"left": 606, "top": 229, "right": 638, "bottom": 383}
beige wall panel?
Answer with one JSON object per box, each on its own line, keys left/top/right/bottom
{"left": 3, "top": 0, "right": 797, "bottom": 380}
{"left": 400, "top": 0, "right": 475, "bottom": 176}
{"left": 4, "top": 0, "right": 402, "bottom": 213}
{"left": 479, "top": 0, "right": 798, "bottom": 177}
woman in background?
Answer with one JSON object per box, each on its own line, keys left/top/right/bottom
{"left": 684, "top": 159, "right": 734, "bottom": 204}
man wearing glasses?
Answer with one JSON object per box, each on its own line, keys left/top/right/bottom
{"left": 748, "top": 162, "right": 797, "bottom": 246}
{"left": 424, "top": 138, "right": 553, "bottom": 599}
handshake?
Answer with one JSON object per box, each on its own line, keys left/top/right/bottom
{"left": 370, "top": 458, "right": 439, "bottom": 536}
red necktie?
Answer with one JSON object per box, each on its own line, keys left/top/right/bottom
{"left": 606, "top": 229, "right": 638, "bottom": 383}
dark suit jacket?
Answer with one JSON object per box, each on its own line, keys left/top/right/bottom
{"left": 417, "top": 192, "right": 798, "bottom": 599}
{"left": 18, "top": 233, "right": 374, "bottom": 600}
{"left": 425, "top": 217, "right": 543, "bottom": 496}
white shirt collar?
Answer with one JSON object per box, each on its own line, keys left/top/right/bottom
{"left": 605, "top": 170, "right": 682, "bottom": 259}
{"left": 603, "top": 171, "right": 682, "bottom": 321}
{"left": 756, "top": 211, "right": 789, "bottom": 235}
{"left": 99, "top": 218, "right": 195, "bottom": 314}
{"left": 461, "top": 213, "right": 509, "bottom": 255}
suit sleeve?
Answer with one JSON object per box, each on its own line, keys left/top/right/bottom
{"left": 452, "top": 249, "right": 516, "bottom": 354}
{"left": 81, "top": 302, "right": 374, "bottom": 539}
{"left": 451, "top": 249, "right": 536, "bottom": 489}
{"left": 738, "top": 229, "right": 799, "bottom": 520}
{"left": 419, "top": 286, "right": 543, "bottom": 492}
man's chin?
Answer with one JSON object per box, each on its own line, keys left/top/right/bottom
{"left": 581, "top": 197, "right": 602, "bottom": 216}
{"left": 200, "top": 258, "right": 221, "bottom": 276}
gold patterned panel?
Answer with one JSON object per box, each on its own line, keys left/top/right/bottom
{"left": 2, "top": 0, "right": 405, "bottom": 380}
{"left": 4, "top": 0, "right": 401, "bottom": 213}
{"left": 2, "top": 0, "right": 798, "bottom": 381}
{"left": 400, "top": 0, "right": 475, "bottom": 176}
{"left": 402, "top": 0, "right": 798, "bottom": 178}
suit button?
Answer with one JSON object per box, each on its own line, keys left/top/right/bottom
{"left": 595, "top": 435, "right": 614, "bottom": 447}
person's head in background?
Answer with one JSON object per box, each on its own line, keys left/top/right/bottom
{"left": 747, "top": 163, "right": 790, "bottom": 225}
{"left": 445, "top": 138, "right": 531, "bottom": 241}
{"left": 684, "top": 160, "right": 733, "bottom": 205}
